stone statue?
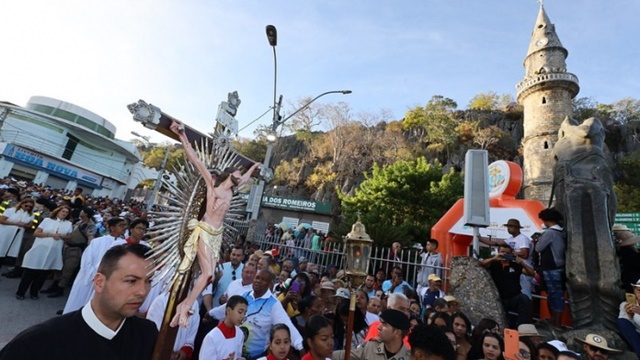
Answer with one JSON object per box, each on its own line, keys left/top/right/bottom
{"left": 552, "top": 117, "right": 621, "bottom": 330}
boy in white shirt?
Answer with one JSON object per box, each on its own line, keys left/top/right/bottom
{"left": 199, "top": 295, "right": 248, "bottom": 360}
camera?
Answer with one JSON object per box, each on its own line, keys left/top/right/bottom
{"left": 502, "top": 254, "right": 516, "bottom": 262}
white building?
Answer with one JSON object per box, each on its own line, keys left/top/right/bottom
{"left": 0, "top": 96, "right": 149, "bottom": 198}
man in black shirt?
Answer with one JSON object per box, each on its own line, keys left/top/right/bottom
{"left": 482, "top": 244, "right": 535, "bottom": 327}
{"left": 0, "top": 244, "right": 158, "bottom": 360}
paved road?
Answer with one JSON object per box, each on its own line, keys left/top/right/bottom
{"left": 0, "top": 274, "right": 67, "bottom": 350}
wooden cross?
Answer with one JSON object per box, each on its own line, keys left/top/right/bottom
{"left": 127, "top": 99, "right": 258, "bottom": 170}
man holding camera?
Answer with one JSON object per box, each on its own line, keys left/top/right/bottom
{"left": 482, "top": 244, "right": 535, "bottom": 327}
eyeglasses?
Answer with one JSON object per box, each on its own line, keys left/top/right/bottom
{"left": 519, "top": 349, "right": 531, "bottom": 359}
{"left": 232, "top": 270, "right": 237, "bottom": 281}
{"left": 589, "top": 345, "right": 609, "bottom": 355}
{"left": 23, "top": 205, "right": 33, "bottom": 209}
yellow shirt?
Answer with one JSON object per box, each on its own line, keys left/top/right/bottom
{"left": 277, "top": 292, "right": 300, "bottom": 317}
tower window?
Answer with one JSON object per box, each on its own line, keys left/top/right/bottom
{"left": 544, "top": 141, "right": 549, "bottom": 149}
{"left": 542, "top": 97, "right": 547, "bottom": 104}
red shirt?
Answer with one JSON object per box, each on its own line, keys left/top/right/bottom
{"left": 363, "top": 320, "right": 411, "bottom": 349}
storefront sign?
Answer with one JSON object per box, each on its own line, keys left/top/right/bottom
{"left": 2, "top": 144, "right": 103, "bottom": 185}
{"left": 261, "top": 195, "right": 332, "bottom": 215}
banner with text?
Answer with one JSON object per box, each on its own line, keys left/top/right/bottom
{"left": 2, "top": 144, "right": 103, "bottom": 186}
{"left": 261, "top": 195, "right": 332, "bottom": 215}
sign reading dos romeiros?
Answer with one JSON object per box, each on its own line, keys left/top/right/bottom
{"left": 261, "top": 195, "right": 332, "bottom": 215}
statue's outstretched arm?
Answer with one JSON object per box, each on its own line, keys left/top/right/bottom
{"left": 170, "top": 119, "right": 215, "bottom": 190}
{"left": 239, "top": 162, "right": 261, "bottom": 186}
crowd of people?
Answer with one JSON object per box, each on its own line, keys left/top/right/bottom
{"left": 0, "top": 177, "right": 638, "bottom": 359}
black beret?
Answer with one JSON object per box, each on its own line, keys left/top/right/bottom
{"left": 379, "top": 309, "right": 410, "bottom": 331}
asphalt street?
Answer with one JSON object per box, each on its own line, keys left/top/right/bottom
{"left": 0, "top": 273, "right": 67, "bottom": 350}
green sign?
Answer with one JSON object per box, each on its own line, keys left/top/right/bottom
{"left": 616, "top": 213, "right": 640, "bottom": 234}
{"left": 261, "top": 195, "right": 332, "bottom": 215}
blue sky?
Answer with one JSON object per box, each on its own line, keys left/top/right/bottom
{"left": 1, "top": 1, "right": 638, "bottom": 143}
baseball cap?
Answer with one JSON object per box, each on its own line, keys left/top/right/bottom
{"left": 333, "top": 287, "right": 350, "bottom": 299}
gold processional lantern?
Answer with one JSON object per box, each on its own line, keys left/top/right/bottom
{"left": 343, "top": 216, "right": 373, "bottom": 288}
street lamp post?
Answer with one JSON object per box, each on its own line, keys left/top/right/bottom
{"left": 131, "top": 131, "right": 171, "bottom": 212}
{"left": 148, "top": 148, "right": 170, "bottom": 212}
{"left": 131, "top": 131, "right": 150, "bottom": 144}
{"left": 248, "top": 25, "right": 352, "bottom": 220}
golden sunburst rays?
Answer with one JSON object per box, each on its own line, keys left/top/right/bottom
{"left": 144, "top": 135, "right": 250, "bottom": 290}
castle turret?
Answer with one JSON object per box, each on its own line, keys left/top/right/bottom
{"left": 517, "top": 5, "right": 579, "bottom": 203}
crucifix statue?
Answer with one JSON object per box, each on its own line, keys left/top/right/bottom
{"left": 128, "top": 96, "right": 262, "bottom": 359}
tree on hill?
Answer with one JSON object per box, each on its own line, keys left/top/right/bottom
{"left": 615, "top": 150, "right": 640, "bottom": 212}
{"left": 232, "top": 137, "right": 267, "bottom": 162}
{"left": 403, "top": 95, "right": 460, "bottom": 158}
{"left": 338, "top": 157, "right": 463, "bottom": 245}
{"left": 142, "top": 144, "right": 185, "bottom": 172}
{"left": 572, "top": 96, "right": 640, "bottom": 124}
{"left": 468, "top": 91, "right": 500, "bottom": 110}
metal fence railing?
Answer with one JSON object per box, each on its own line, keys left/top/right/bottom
{"left": 253, "top": 233, "right": 450, "bottom": 289}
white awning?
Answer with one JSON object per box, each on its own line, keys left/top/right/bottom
{"left": 449, "top": 207, "right": 543, "bottom": 239}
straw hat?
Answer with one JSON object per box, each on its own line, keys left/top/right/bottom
{"left": 320, "top": 281, "right": 336, "bottom": 291}
{"left": 575, "top": 334, "right": 622, "bottom": 354}
{"left": 614, "top": 226, "right": 640, "bottom": 247}
{"left": 613, "top": 224, "right": 632, "bottom": 232}
{"left": 517, "top": 324, "right": 540, "bottom": 337}
{"left": 443, "top": 295, "right": 458, "bottom": 303}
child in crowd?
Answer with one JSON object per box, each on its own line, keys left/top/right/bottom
{"left": 199, "top": 295, "right": 248, "bottom": 359}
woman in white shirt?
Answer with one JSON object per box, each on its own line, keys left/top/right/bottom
{"left": 617, "top": 279, "right": 640, "bottom": 358}
{"left": 0, "top": 198, "right": 36, "bottom": 259}
{"left": 16, "top": 205, "right": 73, "bottom": 300}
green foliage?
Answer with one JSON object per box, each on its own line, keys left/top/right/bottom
{"left": 573, "top": 96, "right": 640, "bottom": 124}
{"left": 615, "top": 184, "right": 640, "bottom": 213}
{"left": 274, "top": 158, "right": 305, "bottom": 188}
{"left": 143, "top": 146, "right": 185, "bottom": 172}
{"left": 232, "top": 138, "right": 267, "bottom": 161}
{"left": 468, "top": 91, "right": 500, "bottom": 110}
{"left": 305, "top": 162, "right": 337, "bottom": 192}
{"left": 610, "top": 98, "right": 640, "bottom": 123}
{"left": 403, "top": 95, "right": 459, "bottom": 155}
{"left": 136, "top": 179, "right": 154, "bottom": 189}
{"left": 338, "top": 157, "right": 463, "bottom": 245}
{"left": 614, "top": 150, "right": 640, "bottom": 212}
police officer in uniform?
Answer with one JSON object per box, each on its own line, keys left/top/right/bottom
{"left": 332, "top": 309, "right": 412, "bottom": 360}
